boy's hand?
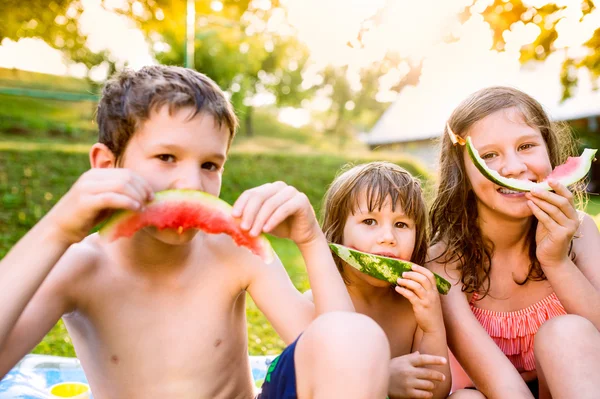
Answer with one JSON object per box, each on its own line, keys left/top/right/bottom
{"left": 526, "top": 181, "right": 579, "bottom": 269}
{"left": 232, "top": 181, "right": 320, "bottom": 246}
{"left": 395, "top": 265, "right": 444, "bottom": 334}
{"left": 389, "top": 352, "right": 447, "bottom": 399}
{"left": 47, "top": 168, "right": 154, "bottom": 245}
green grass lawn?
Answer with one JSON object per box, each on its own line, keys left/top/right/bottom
{"left": 0, "top": 143, "right": 426, "bottom": 358}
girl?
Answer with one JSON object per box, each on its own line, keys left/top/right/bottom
{"left": 317, "top": 161, "right": 452, "bottom": 398}
{"left": 429, "top": 86, "right": 600, "bottom": 399}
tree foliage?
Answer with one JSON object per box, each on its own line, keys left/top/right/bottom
{"left": 461, "top": 0, "right": 599, "bottom": 100}
{"left": 112, "top": 0, "right": 312, "bottom": 135}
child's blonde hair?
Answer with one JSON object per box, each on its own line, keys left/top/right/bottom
{"left": 430, "top": 86, "right": 583, "bottom": 296}
{"left": 321, "top": 161, "right": 429, "bottom": 280}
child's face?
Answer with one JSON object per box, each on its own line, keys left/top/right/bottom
{"left": 463, "top": 106, "right": 552, "bottom": 220}
{"left": 342, "top": 190, "right": 416, "bottom": 284}
{"left": 119, "top": 106, "right": 229, "bottom": 243}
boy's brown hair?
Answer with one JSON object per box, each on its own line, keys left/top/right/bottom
{"left": 321, "top": 161, "right": 429, "bottom": 281}
{"left": 430, "top": 86, "right": 583, "bottom": 297}
{"left": 97, "top": 65, "right": 238, "bottom": 163}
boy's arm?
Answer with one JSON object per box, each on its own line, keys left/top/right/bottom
{"left": 237, "top": 182, "right": 353, "bottom": 343}
{"left": 0, "top": 166, "right": 153, "bottom": 375}
{"left": 0, "top": 234, "right": 93, "bottom": 377}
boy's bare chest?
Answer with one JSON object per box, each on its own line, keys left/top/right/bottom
{"left": 63, "top": 263, "right": 253, "bottom": 396}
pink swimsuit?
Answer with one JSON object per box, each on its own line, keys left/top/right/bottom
{"left": 469, "top": 292, "right": 567, "bottom": 371}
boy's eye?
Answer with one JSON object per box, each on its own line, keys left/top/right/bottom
{"left": 157, "top": 154, "right": 176, "bottom": 163}
{"left": 202, "top": 162, "right": 219, "bottom": 171}
{"left": 362, "top": 219, "right": 376, "bottom": 226}
{"left": 395, "top": 222, "right": 408, "bottom": 228}
{"left": 481, "top": 152, "right": 497, "bottom": 160}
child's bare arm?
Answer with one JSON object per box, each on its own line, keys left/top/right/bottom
{"left": 427, "top": 249, "right": 533, "bottom": 399}
{"left": 0, "top": 168, "right": 153, "bottom": 372}
{"left": 528, "top": 183, "right": 600, "bottom": 327}
{"left": 235, "top": 182, "right": 353, "bottom": 341}
{"left": 0, "top": 243, "right": 95, "bottom": 377}
{"left": 396, "top": 265, "right": 451, "bottom": 398}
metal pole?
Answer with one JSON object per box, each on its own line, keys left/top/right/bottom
{"left": 185, "top": 0, "right": 195, "bottom": 69}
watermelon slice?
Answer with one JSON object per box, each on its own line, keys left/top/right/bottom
{"left": 99, "top": 189, "right": 275, "bottom": 263}
{"left": 464, "top": 136, "right": 597, "bottom": 192}
{"left": 329, "top": 243, "right": 451, "bottom": 295}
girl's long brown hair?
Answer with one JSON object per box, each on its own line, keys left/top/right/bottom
{"left": 321, "top": 161, "right": 429, "bottom": 282}
{"left": 429, "top": 86, "right": 584, "bottom": 296}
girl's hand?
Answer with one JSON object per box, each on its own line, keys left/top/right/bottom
{"left": 526, "top": 180, "right": 580, "bottom": 268}
{"left": 395, "top": 264, "right": 444, "bottom": 334}
{"left": 389, "top": 352, "right": 447, "bottom": 399}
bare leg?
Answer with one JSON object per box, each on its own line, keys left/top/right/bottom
{"left": 295, "top": 311, "right": 390, "bottom": 399}
{"left": 449, "top": 389, "right": 487, "bottom": 398}
{"left": 534, "top": 314, "right": 600, "bottom": 399}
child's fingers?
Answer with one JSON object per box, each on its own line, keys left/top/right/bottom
{"left": 401, "top": 270, "right": 434, "bottom": 292}
{"left": 263, "top": 194, "right": 305, "bottom": 233}
{"left": 406, "top": 388, "right": 434, "bottom": 398}
{"left": 397, "top": 274, "right": 428, "bottom": 299}
{"left": 90, "top": 192, "right": 142, "bottom": 214}
{"left": 527, "top": 200, "right": 559, "bottom": 231}
{"left": 235, "top": 183, "right": 282, "bottom": 230}
{"left": 529, "top": 184, "right": 577, "bottom": 220}
{"left": 395, "top": 285, "right": 420, "bottom": 306}
{"left": 232, "top": 190, "right": 251, "bottom": 218}
{"left": 526, "top": 195, "right": 571, "bottom": 227}
{"left": 411, "top": 354, "right": 448, "bottom": 368}
{"left": 250, "top": 186, "right": 297, "bottom": 236}
{"left": 410, "top": 264, "right": 437, "bottom": 287}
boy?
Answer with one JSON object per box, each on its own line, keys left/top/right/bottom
{"left": 0, "top": 65, "right": 390, "bottom": 398}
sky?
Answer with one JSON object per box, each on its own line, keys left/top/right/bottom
{"left": 1, "top": 0, "right": 599, "bottom": 130}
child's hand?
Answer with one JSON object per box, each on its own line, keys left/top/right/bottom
{"left": 395, "top": 265, "right": 444, "bottom": 334}
{"left": 526, "top": 181, "right": 580, "bottom": 268}
{"left": 232, "top": 181, "right": 321, "bottom": 246}
{"left": 388, "top": 352, "right": 447, "bottom": 399}
{"left": 47, "top": 168, "right": 154, "bottom": 244}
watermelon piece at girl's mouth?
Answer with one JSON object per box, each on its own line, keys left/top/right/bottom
{"left": 329, "top": 243, "right": 451, "bottom": 295}
{"left": 465, "top": 136, "right": 597, "bottom": 192}
{"left": 99, "top": 189, "right": 275, "bottom": 263}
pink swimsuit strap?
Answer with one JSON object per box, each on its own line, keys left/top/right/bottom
{"left": 469, "top": 291, "right": 567, "bottom": 371}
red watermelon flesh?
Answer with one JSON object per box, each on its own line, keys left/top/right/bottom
{"left": 99, "top": 189, "right": 274, "bottom": 263}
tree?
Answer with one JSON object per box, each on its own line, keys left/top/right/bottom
{"left": 460, "top": 0, "right": 599, "bottom": 100}
{"left": 317, "top": 53, "right": 422, "bottom": 147}
{"left": 114, "top": 0, "right": 312, "bottom": 136}
{"left": 0, "top": 0, "right": 114, "bottom": 87}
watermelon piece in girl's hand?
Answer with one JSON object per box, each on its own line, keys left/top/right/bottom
{"left": 99, "top": 189, "right": 275, "bottom": 263}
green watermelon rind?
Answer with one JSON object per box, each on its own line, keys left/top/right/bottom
{"left": 329, "top": 243, "right": 451, "bottom": 295}
{"left": 466, "top": 136, "right": 597, "bottom": 192}
{"left": 99, "top": 189, "right": 274, "bottom": 263}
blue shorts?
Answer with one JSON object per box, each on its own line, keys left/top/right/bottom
{"left": 257, "top": 335, "right": 300, "bottom": 399}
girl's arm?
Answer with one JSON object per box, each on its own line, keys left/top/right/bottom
{"left": 527, "top": 182, "right": 600, "bottom": 327}
{"left": 427, "top": 247, "right": 534, "bottom": 399}
{"left": 542, "top": 213, "right": 600, "bottom": 327}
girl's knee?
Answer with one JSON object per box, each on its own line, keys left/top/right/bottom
{"left": 535, "top": 315, "right": 597, "bottom": 354}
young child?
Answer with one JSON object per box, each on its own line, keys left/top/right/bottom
{"left": 309, "top": 161, "right": 452, "bottom": 399}
{"left": 0, "top": 65, "right": 392, "bottom": 399}
{"left": 428, "top": 86, "right": 600, "bottom": 399}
